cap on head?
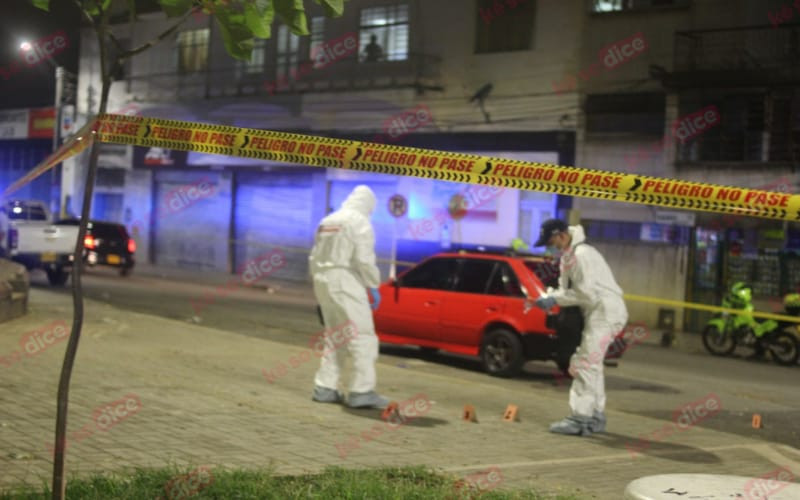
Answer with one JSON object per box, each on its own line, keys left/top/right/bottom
{"left": 534, "top": 218, "right": 568, "bottom": 247}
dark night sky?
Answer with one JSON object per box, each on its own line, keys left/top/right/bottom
{"left": 0, "top": 0, "right": 81, "bottom": 110}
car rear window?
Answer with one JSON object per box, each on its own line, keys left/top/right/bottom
{"left": 7, "top": 204, "right": 47, "bottom": 221}
{"left": 487, "top": 262, "right": 525, "bottom": 297}
{"left": 89, "top": 223, "right": 128, "bottom": 239}
{"left": 523, "top": 260, "right": 560, "bottom": 289}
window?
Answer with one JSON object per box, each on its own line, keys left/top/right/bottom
{"left": 454, "top": 259, "right": 496, "bottom": 294}
{"left": 6, "top": 203, "right": 47, "bottom": 221}
{"left": 177, "top": 29, "right": 209, "bottom": 74}
{"left": 677, "top": 93, "right": 764, "bottom": 162}
{"left": 400, "top": 258, "right": 457, "bottom": 290}
{"left": 276, "top": 25, "right": 300, "bottom": 83}
{"left": 359, "top": 4, "right": 409, "bottom": 62}
{"left": 238, "top": 38, "right": 266, "bottom": 77}
{"left": 524, "top": 260, "right": 560, "bottom": 289}
{"left": 591, "top": 0, "right": 690, "bottom": 13}
{"left": 487, "top": 263, "right": 526, "bottom": 297}
{"left": 475, "top": 0, "right": 536, "bottom": 54}
{"left": 309, "top": 16, "right": 326, "bottom": 68}
{"left": 585, "top": 93, "right": 666, "bottom": 135}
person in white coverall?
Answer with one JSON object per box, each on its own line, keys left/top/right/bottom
{"left": 308, "top": 185, "right": 389, "bottom": 409}
{"left": 533, "top": 219, "right": 628, "bottom": 436}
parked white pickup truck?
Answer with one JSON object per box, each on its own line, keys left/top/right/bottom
{"left": 5, "top": 200, "right": 79, "bottom": 285}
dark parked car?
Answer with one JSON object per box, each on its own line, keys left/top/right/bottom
{"left": 55, "top": 219, "right": 136, "bottom": 276}
{"left": 372, "top": 250, "right": 627, "bottom": 377}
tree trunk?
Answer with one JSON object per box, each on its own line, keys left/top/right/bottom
{"left": 51, "top": 25, "right": 112, "bottom": 500}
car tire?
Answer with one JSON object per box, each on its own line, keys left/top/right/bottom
{"left": 119, "top": 267, "right": 131, "bottom": 277}
{"left": 480, "top": 328, "right": 524, "bottom": 378}
{"left": 46, "top": 268, "right": 69, "bottom": 286}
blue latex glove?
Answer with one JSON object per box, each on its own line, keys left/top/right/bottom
{"left": 535, "top": 296, "right": 557, "bottom": 311}
{"left": 369, "top": 287, "right": 381, "bottom": 311}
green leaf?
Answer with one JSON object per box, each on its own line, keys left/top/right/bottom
{"left": 158, "top": 0, "right": 195, "bottom": 17}
{"left": 30, "top": 0, "right": 50, "bottom": 11}
{"left": 243, "top": 0, "right": 273, "bottom": 38}
{"left": 273, "top": 0, "right": 309, "bottom": 35}
{"left": 313, "top": 0, "right": 346, "bottom": 18}
{"left": 214, "top": 7, "right": 256, "bottom": 60}
{"left": 80, "top": 0, "right": 112, "bottom": 16}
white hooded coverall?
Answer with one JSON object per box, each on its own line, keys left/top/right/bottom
{"left": 309, "top": 185, "right": 382, "bottom": 394}
{"left": 546, "top": 225, "right": 628, "bottom": 418}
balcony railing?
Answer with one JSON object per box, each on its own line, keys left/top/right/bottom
{"left": 126, "top": 52, "right": 442, "bottom": 102}
{"left": 674, "top": 24, "right": 800, "bottom": 73}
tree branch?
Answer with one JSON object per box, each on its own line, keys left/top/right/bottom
{"left": 119, "top": 8, "right": 198, "bottom": 60}
{"left": 71, "top": 0, "right": 101, "bottom": 29}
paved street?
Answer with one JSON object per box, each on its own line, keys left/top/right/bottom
{"left": 0, "top": 267, "right": 799, "bottom": 498}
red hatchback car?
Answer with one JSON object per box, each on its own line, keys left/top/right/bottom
{"left": 373, "top": 250, "right": 626, "bottom": 377}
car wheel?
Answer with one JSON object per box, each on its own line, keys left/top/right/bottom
{"left": 480, "top": 328, "right": 524, "bottom": 378}
{"left": 119, "top": 267, "right": 131, "bottom": 277}
{"left": 46, "top": 268, "right": 69, "bottom": 286}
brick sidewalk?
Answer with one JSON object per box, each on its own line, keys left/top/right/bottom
{"left": 1, "top": 289, "right": 798, "bottom": 498}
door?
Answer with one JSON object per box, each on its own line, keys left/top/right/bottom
{"left": 440, "top": 259, "right": 505, "bottom": 347}
{"left": 153, "top": 172, "right": 229, "bottom": 271}
{"left": 376, "top": 257, "right": 457, "bottom": 343}
{"left": 234, "top": 172, "right": 314, "bottom": 281}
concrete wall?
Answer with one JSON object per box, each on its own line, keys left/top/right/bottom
{"left": 592, "top": 241, "right": 688, "bottom": 330}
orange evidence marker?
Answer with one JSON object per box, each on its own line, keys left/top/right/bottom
{"left": 463, "top": 404, "right": 478, "bottom": 422}
{"left": 752, "top": 414, "right": 762, "bottom": 429}
{"left": 503, "top": 404, "right": 519, "bottom": 422}
{"left": 381, "top": 402, "right": 399, "bottom": 421}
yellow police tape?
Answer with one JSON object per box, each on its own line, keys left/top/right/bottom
{"left": 2, "top": 113, "right": 798, "bottom": 223}
{"left": 3, "top": 113, "right": 799, "bottom": 326}
{"left": 624, "top": 293, "right": 800, "bottom": 325}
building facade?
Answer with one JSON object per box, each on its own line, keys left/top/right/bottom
{"left": 573, "top": 0, "right": 800, "bottom": 330}
{"left": 71, "top": 0, "right": 582, "bottom": 286}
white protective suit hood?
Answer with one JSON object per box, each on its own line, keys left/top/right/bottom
{"left": 341, "top": 185, "right": 376, "bottom": 217}
{"left": 568, "top": 224, "right": 586, "bottom": 248}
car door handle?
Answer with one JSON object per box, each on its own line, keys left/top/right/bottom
{"left": 424, "top": 301, "right": 438, "bottom": 307}
{"left": 486, "top": 306, "right": 499, "bottom": 313}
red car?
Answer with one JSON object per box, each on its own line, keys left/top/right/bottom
{"left": 373, "top": 250, "right": 626, "bottom": 377}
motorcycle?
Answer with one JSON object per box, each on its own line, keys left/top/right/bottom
{"left": 702, "top": 282, "right": 800, "bottom": 366}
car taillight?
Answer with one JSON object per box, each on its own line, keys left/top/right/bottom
{"left": 84, "top": 235, "right": 96, "bottom": 249}
{"left": 127, "top": 238, "right": 136, "bottom": 254}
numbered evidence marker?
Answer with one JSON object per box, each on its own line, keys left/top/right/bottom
{"left": 752, "top": 413, "right": 762, "bottom": 429}
{"left": 503, "top": 404, "right": 519, "bottom": 422}
{"left": 463, "top": 404, "right": 478, "bottom": 423}
{"left": 381, "top": 402, "right": 400, "bottom": 421}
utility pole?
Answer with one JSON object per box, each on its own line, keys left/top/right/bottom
{"left": 52, "top": 67, "right": 77, "bottom": 218}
